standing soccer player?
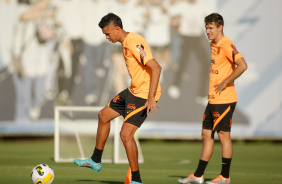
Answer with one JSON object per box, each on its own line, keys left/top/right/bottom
{"left": 74, "top": 13, "right": 162, "bottom": 184}
{"left": 178, "top": 13, "right": 247, "bottom": 184}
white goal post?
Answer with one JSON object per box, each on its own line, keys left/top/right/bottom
{"left": 54, "top": 106, "right": 144, "bottom": 164}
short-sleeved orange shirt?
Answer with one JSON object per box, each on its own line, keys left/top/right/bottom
{"left": 122, "top": 32, "right": 161, "bottom": 100}
{"left": 208, "top": 36, "right": 243, "bottom": 104}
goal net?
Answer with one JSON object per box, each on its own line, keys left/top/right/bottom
{"left": 54, "top": 106, "right": 144, "bottom": 164}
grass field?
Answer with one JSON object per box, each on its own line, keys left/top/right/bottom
{"left": 0, "top": 139, "right": 282, "bottom": 184}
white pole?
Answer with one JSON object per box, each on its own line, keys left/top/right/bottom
{"left": 54, "top": 106, "right": 60, "bottom": 162}
{"left": 114, "top": 117, "right": 120, "bottom": 163}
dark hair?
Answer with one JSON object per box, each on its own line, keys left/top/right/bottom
{"left": 98, "top": 13, "right": 123, "bottom": 29}
{"left": 205, "top": 13, "right": 224, "bottom": 27}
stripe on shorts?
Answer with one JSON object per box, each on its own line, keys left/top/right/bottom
{"left": 123, "top": 106, "right": 144, "bottom": 122}
{"left": 212, "top": 105, "right": 231, "bottom": 131}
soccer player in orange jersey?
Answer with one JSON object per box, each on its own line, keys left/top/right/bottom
{"left": 178, "top": 13, "right": 247, "bottom": 184}
{"left": 74, "top": 13, "right": 162, "bottom": 184}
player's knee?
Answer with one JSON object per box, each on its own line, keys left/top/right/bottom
{"left": 218, "top": 131, "right": 231, "bottom": 140}
{"left": 201, "top": 130, "right": 214, "bottom": 141}
{"left": 98, "top": 110, "right": 107, "bottom": 124}
{"left": 120, "top": 130, "right": 132, "bottom": 143}
{"left": 201, "top": 133, "right": 208, "bottom": 141}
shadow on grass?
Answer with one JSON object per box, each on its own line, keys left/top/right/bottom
{"left": 204, "top": 178, "right": 213, "bottom": 181}
{"left": 168, "top": 175, "right": 213, "bottom": 182}
{"left": 168, "top": 175, "right": 186, "bottom": 178}
{"left": 77, "top": 180, "right": 123, "bottom": 184}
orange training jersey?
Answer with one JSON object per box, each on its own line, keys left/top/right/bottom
{"left": 122, "top": 32, "right": 161, "bottom": 100}
{"left": 209, "top": 36, "right": 243, "bottom": 104}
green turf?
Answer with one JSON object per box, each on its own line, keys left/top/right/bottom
{"left": 0, "top": 140, "right": 282, "bottom": 184}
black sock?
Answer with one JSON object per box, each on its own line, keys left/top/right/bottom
{"left": 220, "top": 157, "right": 232, "bottom": 178}
{"left": 91, "top": 147, "right": 103, "bottom": 163}
{"left": 132, "top": 170, "right": 142, "bottom": 183}
{"left": 194, "top": 159, "right": 208, "bottom": 177}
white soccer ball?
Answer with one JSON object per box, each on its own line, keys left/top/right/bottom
{"left": 31, "top": 164, "right": 55, "bottom": 184}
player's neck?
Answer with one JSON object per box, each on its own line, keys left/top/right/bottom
{"left": 213, "top": 33, "right": 224, "bottom": 43}
{"left": 120, "top": 30, "right": 129, "bottom": 43}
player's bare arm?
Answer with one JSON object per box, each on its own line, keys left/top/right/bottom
{"left": 214, "top": 57, "right": 248, "bottom": 95}
{"left": 143, "top": 58, "right": 162, "bottom": 115}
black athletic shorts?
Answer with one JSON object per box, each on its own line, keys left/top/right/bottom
{"left": 202, "top": 102, "right": 236, "bottom": 132}
{"left": 108, "top": 89, "right": 148, "bottom": 127}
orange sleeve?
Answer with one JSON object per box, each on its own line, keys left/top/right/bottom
{"left": 127, "top": 37, "right": 154, "bottom": 66}
{"left": 222, "top": 41, "right": 243, "bottom": 63}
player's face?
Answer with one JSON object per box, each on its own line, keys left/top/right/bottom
{"left": 102, "top": 23, "right": 120, "bottom": 43}
{"left": 205, "top": 22, "right": 223, "bottom": 41}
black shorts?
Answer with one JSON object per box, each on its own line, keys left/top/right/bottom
{"left": 108, "top": 89, "right": 147, "bottom": 127}
{"left": 202, "top": 102, "right": 236, "bottom": 132}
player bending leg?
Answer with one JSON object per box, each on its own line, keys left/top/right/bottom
{"left": 74, "top": 13, "right": 162, "bottom": 184}
{"left": 178, "top": 13, "right": 247, "bottom": 184}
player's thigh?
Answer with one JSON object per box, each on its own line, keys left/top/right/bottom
{"left": 120, "top": 122, "right": 139, "bottom": 141}
{"left": 202, "top": 128, "right": 215, "bottom": 140}
{"left": 99, "top": 106, "right": 120, "bottom": 123}
{"left": 217, "top": 131, "right": 231, "bottom": 143}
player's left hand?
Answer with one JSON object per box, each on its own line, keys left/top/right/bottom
{"left": 143, "top": 97, "right": 162, "bottom": 115}
{"left": 214, "top": 82, "right": 227, "bottom": 95}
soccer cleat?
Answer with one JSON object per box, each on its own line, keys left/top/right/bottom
{"left": 129, "top": 182, "right": 143, "bottom": 184}
{"left": 73, "top": 158, "right": 102, "bottom": 172}
{"left": 205, "top": 175, "right": 231, "bottom": 184}
{"left": 178, "top": 173, "right": 204, "bottom": 183}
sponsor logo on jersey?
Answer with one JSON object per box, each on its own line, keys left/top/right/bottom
{"left": 210, "top": 60, "right": 218, "bottom": 74}
{"left": 136, "top": 45, "right": 146, "bottom": 59}
{"left": 231, "top": 44, "right": 239, "bottom": 55}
